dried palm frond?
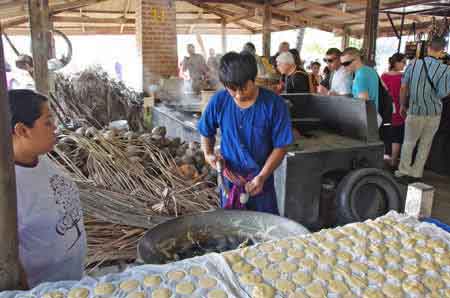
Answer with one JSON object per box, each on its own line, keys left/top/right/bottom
{"left": 50, "top": 129, "right": 219, "bottom": 268}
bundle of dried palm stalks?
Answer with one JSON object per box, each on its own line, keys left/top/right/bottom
{"left": 84, "top": 216, "right": 146, "bottom": 268}
{"left": 53, "top": 66, "right": 145, "bottom": 131}
{"left": 50, "top": 127, "right": 218, "bottom": 268}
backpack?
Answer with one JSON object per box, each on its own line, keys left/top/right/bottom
{"left": 377, "top": 76, "right": 393, "bottom": 125}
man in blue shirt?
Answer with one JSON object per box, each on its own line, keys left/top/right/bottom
{"left": 341, "top": 47, "right": 380, "bottom": 111}
{"left": 198, "top": 52, "right": 294, "bottom": 214}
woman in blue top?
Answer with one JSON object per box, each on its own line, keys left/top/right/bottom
{"left": 198, "top": 52, "right": 294, "bottom": 214}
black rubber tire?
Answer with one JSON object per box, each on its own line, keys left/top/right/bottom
{"left": 336, "top": 168, "right": 403, "bottom": 225}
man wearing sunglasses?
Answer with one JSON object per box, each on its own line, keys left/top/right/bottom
{"left": 198, "top": 52, "right": 293, "bottom": 214}
{"left": 341, "top": 47, "right": 379, "bottom": 113}
{"left": 321, "top": 48, "right": 353, "bottom": 96}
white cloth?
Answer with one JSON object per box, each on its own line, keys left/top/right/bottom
{"left": 398, "top": 115, "right": 441, "bottom": 178}
{"left": 15, "top": 156, "right": 86, "bottom": 288}
{"left": 330, "top": 65, "right": 353, "bottom": 95}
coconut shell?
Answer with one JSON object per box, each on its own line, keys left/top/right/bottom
{"left": 85, "top": 127, "right": 98, "bottom": 138}
{"left": 152, "top": 126, "right": 167, "bottom": 137}
{"left": 103, "top": 130, "right": 116, "bottom": 141}
{"left": 176, "top": 147, "right": 186, "bottom": 157}
{"left": 138, "top": 133, "right": 152, "bottom": 142}
{"left": 185, "top": 149, "right": 195, "bottom": 158}
{"left": 75, "top": 127, "right": 86, "bottom": 136}
{"left": 171, "top": 137, "right": 181, "bottom": 147}
{"left": 194, "top": 154, "right": 205, "bottom": 168}
{"left": 178, "top": 164, "right": 198, "bottom": 180}
{"left": 188, "top": 141, "right": 200, "bottom": 151}
{"left": 123, "top": 131, "right": 137, "bottom": 141}
{"left": 181, "top": 154, "right": 195, "bottom": 165}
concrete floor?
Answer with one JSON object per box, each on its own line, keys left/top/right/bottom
{"left": 423, "top": 171, "right": 450, "bottom": 225}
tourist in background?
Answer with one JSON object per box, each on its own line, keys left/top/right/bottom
{"left": 289, "top": 48, "right": 306, "bottom": 72}
{"left": 321, "top": 48, "right": 353, "bottom": 96}
{"left": 310, "top": 61, "right": 321, "bottom": 93}
{"left": 207, "top": 48, "right": 220, "bottom": 75}
{"left": 396, "top": 37, "right": 450, "bottom": 180}
{"left": 181, "top": 44, "right": 209, "bottom": 93}
{"left": 242, "top": 42, "right": 270, "bottom": 77}
{"left": 381, "top": 53, "right": 406, "bottom": 168}
{"left": 276, "top": 52, "right": 310, "bottom": 94}
{"left": 341, "top": 47, "right": 379, "bottom": 114}
{"left": 318, "top": 66, "right": 331, "bottom": 94}
{"left": 270, "top": 41, "right": 290, "bottom": 68}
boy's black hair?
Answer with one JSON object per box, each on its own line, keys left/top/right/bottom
{"left": 242, "top": 42, "right": 256, "bottom": 54}
{"left": 9, "top": 89, "right": 48, "bottom": 131}
{"left": 219, "top": 52, "right": 257, "bottom": 90}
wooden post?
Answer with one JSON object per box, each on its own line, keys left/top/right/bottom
{"left": 28, "top": 0, "right": 50, "bottom": 95}
{"left": 362, "top": 0, "right": 379, "bottom": 66}
{"left": 221, "top": 19, "right": 227, "bottom": 54}
{"left": 341, "top": 27, "right": 350, "bottom": 49}
{"left": 262, "top": 0, "right": 272, "bottom": 58}
{"left": 0, "top": 24, "right": 21, "bottom": 291}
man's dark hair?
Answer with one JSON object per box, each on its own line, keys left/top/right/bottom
{"left": 219, "top": 52, "right": 257, "bottom": 90}
{"left": 9, "top": 89, "right": 48, "bottom": 130}
{"left": 242, "top": 42, "right": 256, "bottom": 54}
{"left": 429, "top": 36, "right": 446, "bottom": 51}
{"left": 326, "top": 48, "right": 342, "bottom": 57}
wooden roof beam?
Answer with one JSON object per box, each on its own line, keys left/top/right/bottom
{"left": 382, "top": 0, "right": 435, "bottom": 10}
{"left": 49, "top": 16, "right": 222, "bottom": 25}
{"left": 352, "top": 20, "right": 432, "bottom": 37}
{"left": 51, "top": 15, "right": 134, "bottom": 24}
{"left": 225, "top": 9, "right": 255, "bottom": 24}
{"left": 120, "top": 0, "right": 131, "bottom": 33}
{"left": 186, "top": 0, "right": 256, "bottom": 33}
{"left": 241, "top": 2, "right": 341, "bottom": 31}
{"left": 1, "top": 0, "right": 110, "bottom": 28}
{"left": 51, "top": 0, "right": 110, "bottom": 14}
{"left": 0, "top": 0, "right": 26, "bottom": 11}
{"left": 275, "top": 0, "right": 360, "bottom": 19}
{"left": 1, "top": 16, "right": 29, "bottom": 29}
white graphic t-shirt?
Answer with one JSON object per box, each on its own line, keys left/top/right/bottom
{"left": 15, "top": 156, "right": 86, "bottom": 288}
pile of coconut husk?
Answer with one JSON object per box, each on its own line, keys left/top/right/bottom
{"left": 52, "top": 66, "right": 145, "bottom": 131}
{"left": 51, "top": 126, "right": 218, "bottom": 268}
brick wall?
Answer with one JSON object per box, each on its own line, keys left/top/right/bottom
{"left": 136, "top": 0, "right": 178, "bottom": 92}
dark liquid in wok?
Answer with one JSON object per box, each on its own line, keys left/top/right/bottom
{"left": 157, "top": 231, "right": 255, "bottom": 264}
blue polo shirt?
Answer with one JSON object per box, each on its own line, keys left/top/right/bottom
{"left": 352, "top": 65, "right": 379, "bottom": 110}
{"left": 402, "top": 57, "right": 450, "bottom": 116}
{"left": 198, "top": 87, "right": 293, "bottom": 213}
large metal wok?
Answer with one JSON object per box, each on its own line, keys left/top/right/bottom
{"left": 138, "top": 210, "right": 310, "bottom": 264}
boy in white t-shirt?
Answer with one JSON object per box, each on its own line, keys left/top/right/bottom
{"left": 9, "top": 89, "right": 86, "bottom": 288}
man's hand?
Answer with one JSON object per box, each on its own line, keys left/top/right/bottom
{"left": 245, "top": 175, "right": 266, "bottom": 196}
{"left": 400, "top": 105, "right": 408, "bottom": 119}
